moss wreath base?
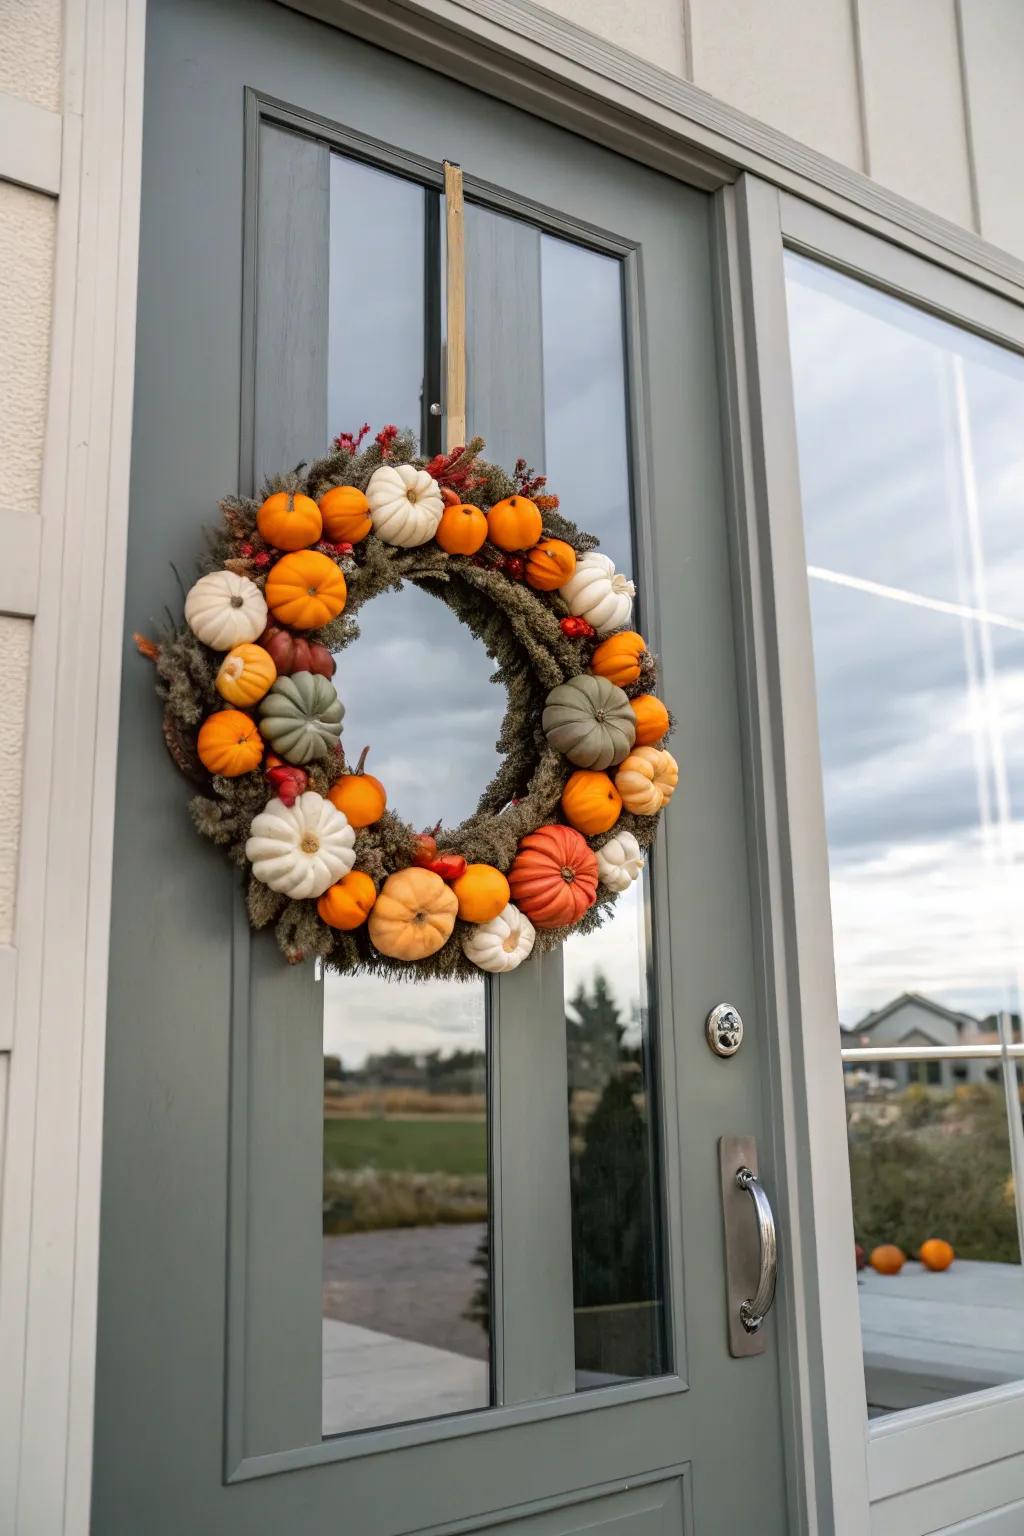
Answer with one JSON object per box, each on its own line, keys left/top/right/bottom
{"left": 138, "top": 425, "right": 678, "bottom": 980}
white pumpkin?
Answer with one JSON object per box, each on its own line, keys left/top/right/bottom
{"left": 559, "top": 551, "right": 635, "bottom": 635}
{"left": 596, "top": 831, "right": 645, "bottom": 893}
{"left": 366, "top": 463, "right": 444, "bottom": 547}
{"left": 185, "top": 569, "right": 268, "bottom": 650}
{"left": 461, "top": 902, "right": 536, "bottom": 974}
{"left": 245, "top": 790, "right": 355, "bottom": 899}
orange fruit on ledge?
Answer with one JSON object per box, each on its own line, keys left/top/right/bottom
{"left": 869, "top": 1244, "right": 905, "bottom": 1276}
{"left": 919, "top": 1238, "right": 955, "bottom": 1272}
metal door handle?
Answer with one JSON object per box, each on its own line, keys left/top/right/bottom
{"left": 735, "top": 1166, "right": 778, "bottom": 1332}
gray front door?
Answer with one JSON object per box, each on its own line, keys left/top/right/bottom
{"left": 95, "top": 0, "right": 790, "bottom": 1530}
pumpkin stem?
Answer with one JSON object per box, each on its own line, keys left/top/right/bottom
{"left": 353, "top": 745, "right": 371, "bottom": 776}
{"left": 561, "top": 865, "right": 576, "bottom": 884}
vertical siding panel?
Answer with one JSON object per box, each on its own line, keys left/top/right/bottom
{"left": 958, "top": 0, "right": 1024, "bottom": 260}
{"left": 856, "top": 0, "right": 975, "bottom": 229}
{"left": 689, "top": 0, "right": 865, "bottom": 170}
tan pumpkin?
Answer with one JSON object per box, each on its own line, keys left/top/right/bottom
{"left": 265, "top": 550, "right": 347, "bottom": 629}
{"left": 451, "top": 863, "right": 510, "bottom": 924}
{"left": 630, "top": 694, "right": 670, "bottom": 746}
{"left": 590, "top": 630, "right": 648, "bottom": 688}
{"left": 368, "top": 867, "right": 459, "bottom": 960}
{"left": 256, "top": 490, "right": 322, "bottom": 551}
{"left": 319, "top": 485, "right": 372, "bottom": 543}
{"left": 215, "top": 642, "right": 277, "bottom": 706}
{"left": 197, "top": 710, "right": 264, "bottom": 777}
{"left": 615, "top": 746, "right": 679, "bottom": 815}
{"left": 560, "top": 769, "right": 622, "bottom": 836}
{"left": 526, "top": 538, "right": 576, "bottom": 591}
{"left": 317, "top": 870, "right": 377, "bottom": 930}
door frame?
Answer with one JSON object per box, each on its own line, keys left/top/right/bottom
{"left": 8, "top": 1, "right": 1024, "bottom": 1533}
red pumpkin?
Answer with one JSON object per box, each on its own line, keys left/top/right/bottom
{"left": 258, "top": 625, "right": 336, "bottom": 678}
{"left": 507, "top": 825, "right": 598, "bottom": 928}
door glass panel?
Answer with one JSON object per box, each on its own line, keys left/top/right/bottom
{"left": 322, "top": 152, "right": 496, "bottom": 1438}
{"left": 786, "top": 253, "right": 1024, "bottom": 1417}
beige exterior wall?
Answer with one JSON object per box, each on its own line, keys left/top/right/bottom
{"left": 535, "top": 0, "right": 1024, "bottom": 260}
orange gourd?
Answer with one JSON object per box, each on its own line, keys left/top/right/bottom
{"left": 435, "top": 502, "right": 488, "bottom": 555}
{"left": 507, "top": 825, "right": 598, "bottom": 929}
{"left": 368, "top": 867, "right": 459, "bottom": 960}
{"left": 560, "top": 770, "right": 622, "bottom": 836}
{"left": 869, "top": 1244, "right": 905, "bottom": 1276}
{"left": 197, "top": 709, "right": 264, "bottom": 777}
{"left": 257, "top": 491, "right": 323, "bottom": 551}
{"left": 327, "top": 746, "right": 387, "bottom": 829}
{"left": 615, "top": 746, "right": 678, "bottom": 816}
{"left": 319, "top": 485, "right": 372, "bottom": 543}
{"left": 451, "top": 863, "right": 510, "bottom": 924}
{"left": 486, "top": 495, "right": 542, "bottom": 551}
{"left": 590, "top": 630, "right": 647, "bottom": 688}
{"left": 317, "top": 870, "right": 377, "bottom": 930}
{"left": 919, "top": 1238, "right": 954, "bottom": 1271}
{"left": 216, "top": 642, "right": 277, "bottom": 706}
{"left": 630, "top": 694, "right": 670, "bottom": 746}
{"left": 265, "top": 550, "right": 347, "bottom": 630}
{"left": 526, "top": 538, "right": 576, "bottom": 591}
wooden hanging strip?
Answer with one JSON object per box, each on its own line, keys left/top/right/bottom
{"left": 443, "top": 160, "right": 466, "bottom": 454}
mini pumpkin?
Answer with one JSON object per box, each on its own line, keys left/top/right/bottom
{"left": 451, "top": 863, "right": 510, "bottom": 924}
{"left": 486, "top": 495, "right": 542, "bottom": 551}
{"left": 591, "top": 630, "right": 648, "bottom": 687}
{"left": 368, "top": 867, "right": 459, "bottom": 960}
{"left": 327, "top": 746, "right": 387, "bottom": 828}
{"left": 596, "top": 831, "right": 645, "bottom": 892}
{"left": 258, "top": 624, "right": 335, "bottom": 678}
{"left": 526, "top": 538, "right": 576, "bottom": 591}
{"left": 256, "top": 490, "right": 322, "bottom": 551}
{"left": 561, "top": 769, "right": 622, "bottom": 835}
{"left": 185, "top": 569, "right": 268, "bottom": 651}
{"left": 630, "top": 694, "right": 670, "bottom": 746}
{"left": 559, "top": 551, "right": 635, "bottom": 635}
{"left": 319, "top": 485, "right": 372, "bottom": 543}
{"left": 258, "top": 672, "right": 344, "bottom": 764}
{"left": 435, "top": 502, "right": 488, "bottom": 555}
{"left": 366, "top": 463, "right": 444, "bottom": 547}
{"left": 508, "top": 825, "right": 598, "bottom": 929}
{"left": 317, "top": 869, "right": 377, "bottom": 930}
{"left": 542, "top": 674, "right": 636, "bottom": 770}
{"left": 461, "top": 902, "right": 536, "bottom": 974}
{"left": 245, "top": 790, "right": 355, "bottom": 899}
{"left": 216, "top": 642, "right": 277, "bottom": 706}
{"left": 265, "top": 550, "right": 347, "bottom": 629}
{"left": 197, "top": 709, "right": 264, "bottom": 777}
{"left": 615, "top": 746, "right": 679, "bottom": 815}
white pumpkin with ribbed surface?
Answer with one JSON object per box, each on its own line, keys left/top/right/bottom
{"left": 184, "top": 569, "right": 268, "bottom": 650}
{"left": 366, "top": 463, "right": 444, "bottom": 547}
{"left": 245, "top": 791, "right": 355, "bottom": 899}
{"left": 558, "top": 551, "right": 635, "bottom": 635}
{"left": 461, "top": 903, "right": 536, "bottom": 973}
{"left": 596, "top": 831, "right": 645, "bottom": 892}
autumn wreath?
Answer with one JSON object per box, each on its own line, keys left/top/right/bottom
{"left": 139, "top": 424, "right": 678, "bottom": 979}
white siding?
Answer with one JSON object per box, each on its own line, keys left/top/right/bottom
{"left": 958, "top": 0, "right": 1024, "bottom": 259}
{"left": 0, "top": 0, "right": 61, "bottom": 111}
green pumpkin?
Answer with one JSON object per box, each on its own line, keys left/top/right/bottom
{"left": 258, "top": 671, "right": 344, "bottom": 765}
{"left": 542, "top": 674, "right": 635, "bottom": 770}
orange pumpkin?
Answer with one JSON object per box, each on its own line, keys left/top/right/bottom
{"left": 508, "top": 825, "right": 598, "bottom": 929}
{"left": 215, "top": 642, "right": 277, "bottom": 706}
{"left": 561, "top": 770, "right": 622, "bottom": 835}
{"left": 435, "top": 502, "right": 488, "bottom": 555}
{"left": 197, "top": 709, "right": 264, "bottom": 777}
{"left": 451, "top": 863, "right": 510, "bottom": 924}
{"left": 919, "top": 1238, "right": 955, "bottom": 1272}
{"left": 317, "top": 870, "right": 377, "bottom": 930}
{"left": 590, "top": 630, "right": 647, "bottom": 688}
{"left": 319, "top": 485, "right": 372, "bottom": 543}
{"left": 327, "top": 746, "right": 387, "bottom": 828}
{"left": 630, "top": 694, "right": 670, "bottom": 747}
{"left": 487, "top": 495, "right": 542, "bottom": 551}
{"left": 265, "top": 550, "right": 347, "bottom": 630}
{"left": 615, "top": 746, "right": 678, "bottom": 815}
{"left": 869, "top": 1244, "right": 905, "bottom": 1276}
{"left": 368, "top": 867, "right": 459, "bottom": 960}
{"left": 526, "top": 538, "right": 576, "bottom": 591}
{"left": 256, "top": 490, "right": 323, "bottom": 551}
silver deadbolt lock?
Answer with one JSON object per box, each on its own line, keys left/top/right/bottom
{"left": 706, "top": 1003, "right": 743, "bottom": 1057}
